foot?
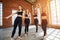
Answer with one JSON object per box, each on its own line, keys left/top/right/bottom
{"left": 11, "top": 38, "right": 14, "bottom": 40}
{"left": 25, "top": 34, "right": 27, "bottom": 37}
{"left": 26, "top": 32, "right": 28, "bottom": 36}
{"left": 36, "top": 30, "right": 38, "bottom": 33}
{"left": 18, "top": 36, "right": 22, "bottom": 40}
{"left": 43, "top": 36, "right": 46, "bottom": 40}
{"left": 25, "top": 33, "right": 28, "bottom": 37}
{"left": 35, "top": 32, "right": 38, "bottom": 35}
{"left": 34, "top": 32, "right": 38, "bottom": 37}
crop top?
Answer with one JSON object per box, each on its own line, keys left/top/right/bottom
{"left": 34, "top": 15, "right": 37, "bottom": 17}
{"left": 25, "top": 14, "right": 28, "bottom": 17}
{"left": 17, "top": 11, "right": 23, "bottom": 15}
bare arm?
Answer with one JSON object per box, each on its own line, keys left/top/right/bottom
{"left": 22, "top": 11, "right": 25, "bottom": 18}
{"left": 28, "top": 12, "right": 31, "bottom": 18}
{"left": 5, "top": 12, "right": 17, "bottom": 19}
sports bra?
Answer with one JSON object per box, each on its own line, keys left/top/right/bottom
{"left": 17, "top": 11, "right": 23, "bottom": 15}
{"left": 34, "top": 15, "right": 37, "bottom": 17}
{"left": 25, "top": 14, "right": 28, "bottom": 17}
{"left": 41, "top": 13, "right": 46, "bottom": 16}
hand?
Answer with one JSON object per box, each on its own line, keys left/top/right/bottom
{"left": 5, "top": 17, "right": 9, "bottom": 19}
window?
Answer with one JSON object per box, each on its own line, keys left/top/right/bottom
{"left": 0, "top": 2, "right": 2, "bottom": 26}
{"left": 56, "top": 0, "right": 60, "bottom": 25}
{"left": 50, "top": 0, "right": 57, "bottom": 25}
{"left": 50, "top": 0, "right": 60, "bottom": 25}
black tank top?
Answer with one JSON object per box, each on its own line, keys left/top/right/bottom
{"left": 17, "top": 11, "right": 23, "bottom": 15}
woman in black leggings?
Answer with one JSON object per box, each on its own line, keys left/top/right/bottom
{"left": 24, "top": 9, "right": 30, "bottom": 36}
{"left": 41, "top": 12, "right": 48, "bottom": 39}
{"left": 5, "top": 6, "right": 24, "bottom": 40}
{"left": 33, "top": 8, "right": 38, "bottom": 33}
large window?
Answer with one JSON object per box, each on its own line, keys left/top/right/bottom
{"left": 56, "top": 0, "right": 60, "bottom": 25}
{"left": 50, "top": 0, "right": 60, "bottom": 25}
{"left": 50, "top": 0, "right": 57, "bottom": 25}
{"left": 0, "top": 3, "right": 2, "bottom": 26}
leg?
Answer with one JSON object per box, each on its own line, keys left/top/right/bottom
{"left": 18, "top": 23, "right": 22, "bottom": 36}
{"left": 35, "top": 19, "right": 38, "bottom": 33}
{"left": 25, "top": 24, "right": 28, "bottom": 37}
{"left": 42, "top": 26, "right": 47, "bottom": 40}
{"left": 25, "top": 24, "right": 29, "bottom": 36}
{"left": 25, "top": 24, "right": 27, "bottom": 34}
{"left": 44, "top": 26, "right": 46, "bottom": 36}
{"left": 11, "top": 19, "right": 18, "bottom": 38}
{"left": 36, "top": 24, "right": 38, "bottom": 32}
{"left": 17, "top": 21, "right": 22, "bottom": 40}
{"left": 26, "top": 24, "right": 29, "bottom": 33}
{"left": 26, "top": 19, "right": 30, "bottom": 33}
{"left": 42, "top": 26, "right": 46, "bottom": 36}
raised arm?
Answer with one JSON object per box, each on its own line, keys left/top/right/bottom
{"left": 5, "top": 11, "right": 17, "bottom": 19}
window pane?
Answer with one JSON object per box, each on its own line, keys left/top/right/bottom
{"left": 0, "top": 3, "right": 2, "bottom": 26}
{"left": 56, "top": 0, "right": 60, "bottom": 24}
{"left": 50, "top": 0, "right": 57, "bottom": 25}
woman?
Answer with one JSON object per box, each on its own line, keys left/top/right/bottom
{"left": 33, "top": 8, "right": 38, "bottom": 33}
{"left": 24, "top": 9, "right": 30, "bottom": 36}
{"left": 5, "top": 6, "right": 24, "bottom": 40}
{"left": 41, "top": 12, "right": 48, "bottom": 39}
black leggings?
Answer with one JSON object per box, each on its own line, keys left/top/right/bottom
{"left": 42, "top": 26, "right": 47, "bottom": 36}
{"left": 34, "top": 19, "right": 38, "bottom": 32}
{"left": 11, "top": 17, "right": 22, "bottom": 38}
{"left": 42, "top": 19, "right": 47, "bottom": 36}
{"left": 24, "top": 19, "right": 30, "bottom": 34}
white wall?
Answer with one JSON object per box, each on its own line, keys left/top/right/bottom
{"left": 12, "top": 10, "right": 17, "bottom": 25}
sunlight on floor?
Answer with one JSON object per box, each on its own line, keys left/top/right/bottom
{"left": 0, "top": 25, "right": 60, "bottom": 40}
